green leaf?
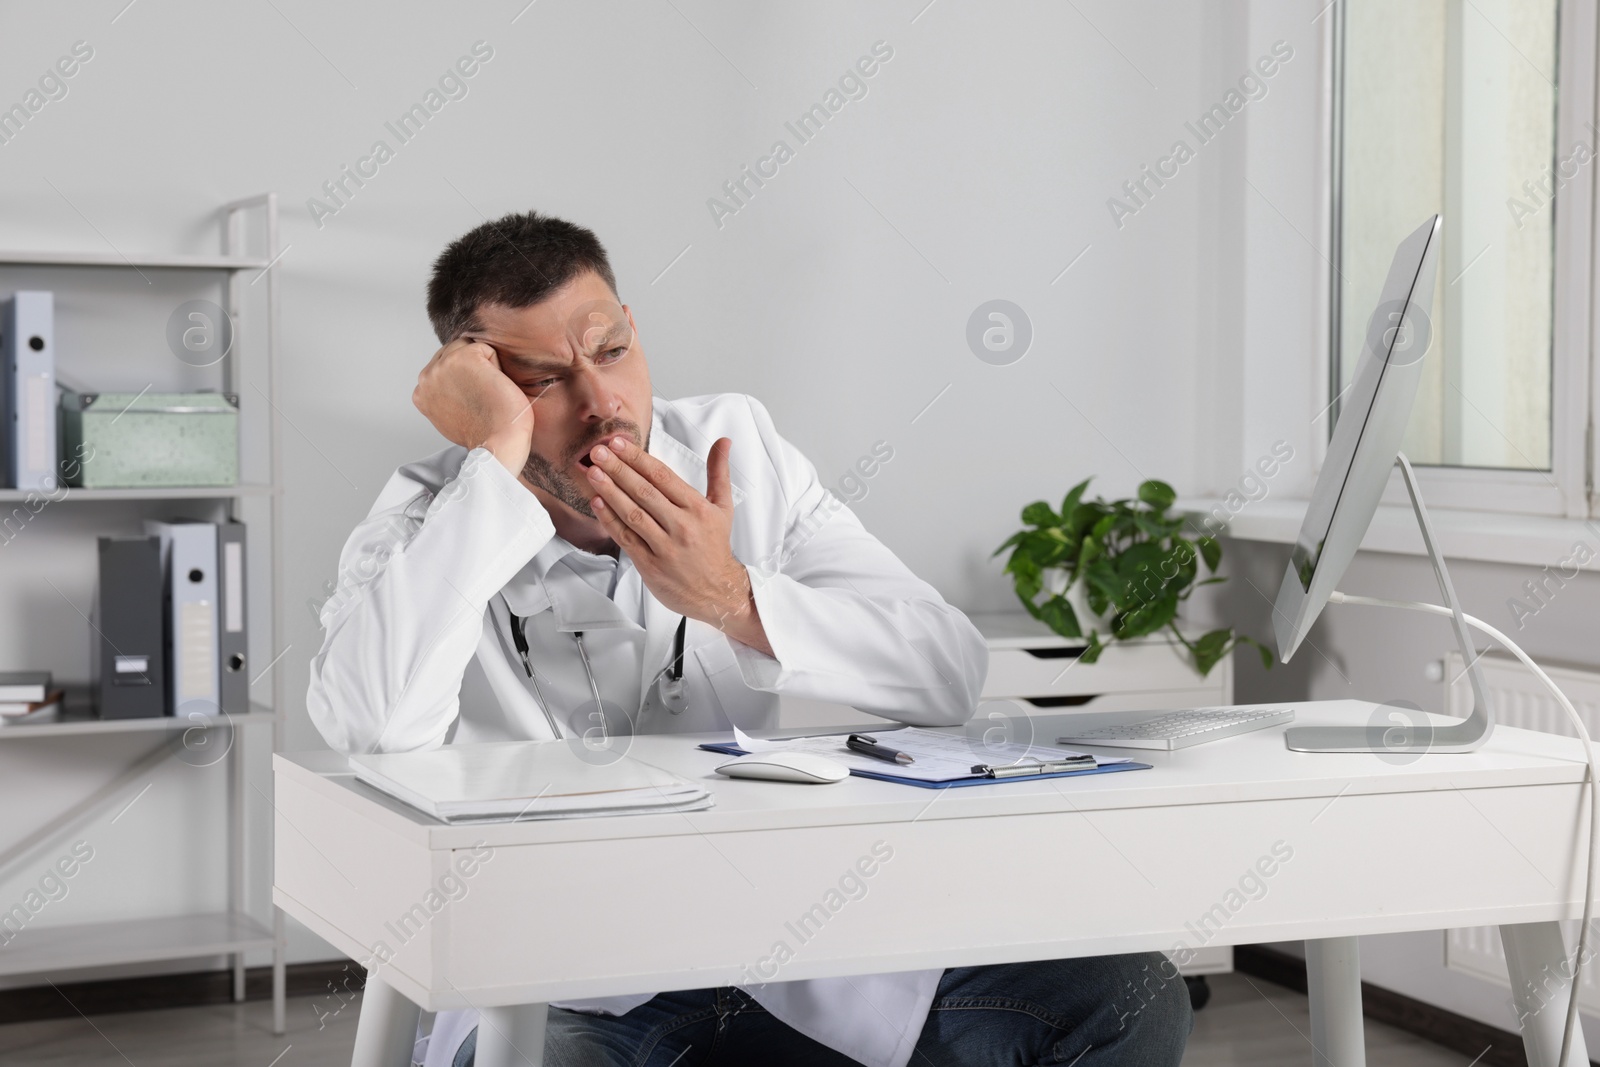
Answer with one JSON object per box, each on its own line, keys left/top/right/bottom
{"left": 1079, "top": 631, "right": 1105, "bottom": 664}
{"left": 1196, "top": 535, "right": 1222, "bottom": 571}
{"left": 1078, "top": 534, "right": 1102, "bottom": 568}
{"left": 990, "top": 531, "right": 1027, "bottom": 558}
{"left": 1190, "top": 628, "right": 1234, "bottom": 678}
{"left": 1038, "top": 595, "right": 1082, "bottom": 639}
{"left": 1114, "top": 593, "right": 1177, "bottom": 639}
{"left": 1060, "top": 478, "right": 1092, "bottom": 525}
{"left": 1115, "top": 543, "right": 1167, "bottom": 608}
{"left": 1084, "top": 559, "right": 1124, "bottom": 606}
{"left": 1137, "top": 479, "right": 1177, "bottom": 511}
{"left": 1115, "top": 541, "right": 1165, "bottom": 578}
{"left": 1091, "top": 513, "right": 1117, "bottom": 541}
{"left": 1237, "top": 634, "right": 1274, "bottom": 670}
{"left": 1021, "top": 500, "right": 1059, "bottom": 528}
{"left": 1016, "top": 530, "right": 1071, "bottom": 569}
{"left": 1067, "top": 502, "right": 1104, "bottom": 539}
{"left": 1011, "top": 552, "right": 1042, "bottom": 602}
{"left": 1167, "top": 544, "right": 1198, "bottom": 588}
{"left": 1133, "top": 514, "right": 1173, "bottom": 541}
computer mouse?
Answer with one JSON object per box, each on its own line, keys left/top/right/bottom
{"left": 715, "top": 751, "right": 850, "bottom": 784}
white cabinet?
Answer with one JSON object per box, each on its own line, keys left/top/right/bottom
{"left": 972, "top": 611, "right": 1232, "bottom": 713}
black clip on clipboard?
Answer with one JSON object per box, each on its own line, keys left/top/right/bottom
{"left": 970, "top": 755, "right": 1098, "bottom": 778}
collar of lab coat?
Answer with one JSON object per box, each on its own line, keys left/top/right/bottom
{"left": 498, "top": 397, "right": 743, "bottom": 657}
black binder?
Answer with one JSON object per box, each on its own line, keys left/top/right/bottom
{"left": 95, "top": 536, "right": 166, "bottom": 719}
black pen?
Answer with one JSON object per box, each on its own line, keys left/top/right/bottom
{"left": 847, "top": 733, "right": 914, "bottom": 765}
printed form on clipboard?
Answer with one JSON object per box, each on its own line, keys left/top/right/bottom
{"left": 703, "top": 726, "right": 1149, "bottom": 788}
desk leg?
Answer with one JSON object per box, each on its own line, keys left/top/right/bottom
{"left": 1305, "top": 936, "right": 1365, "bottom": 1067}
{"left": 350, "top": 973, "right": 420, "bottom": 1067}
{"left": 475, "top": 1004, "right": 549, "bottom": 1067}
{"left": 1501, "top": 921, "right": 1591, "bottom": 1067}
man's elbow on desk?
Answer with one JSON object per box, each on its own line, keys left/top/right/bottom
{"left": 885, "top": 653, "right": 988, "bottom": 728}
{"left": 882, "top": 693, "right": 978, "bottom": 729}
{"left": 307, "top": 682, "right": 448, "bottom": 758}
{"left": 726, "top": 629, "right": 986, "bottom": 728}
{"left": 885, "top": 616, "right": 989, "bottom": 728}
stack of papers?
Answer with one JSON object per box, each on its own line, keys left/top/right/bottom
{"left": 349, "top": 741, "right": 713, "bottom": 824}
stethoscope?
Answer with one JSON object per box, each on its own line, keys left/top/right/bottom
{"left": 503, "top": 599, "right": 689, "bottom": 738}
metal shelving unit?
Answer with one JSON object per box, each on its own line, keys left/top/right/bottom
{"left": 0, "top": 702, "right": 280, "bottom": 739}
{"left": 0, "top": 484, "right": 279, "bottom": 503}
{"left": 0, "top": 194, "right": 286, "bottom": 1033}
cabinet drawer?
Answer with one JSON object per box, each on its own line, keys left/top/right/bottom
{"left": 982, "top": 639, "right": 1204, "bottom": 699}
{"left": 1007, "top": 687, "right": 1227, "bottom": 716}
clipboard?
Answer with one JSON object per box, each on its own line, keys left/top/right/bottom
{"left": 697, "top": 740, "right": 1152, "bottom": 789}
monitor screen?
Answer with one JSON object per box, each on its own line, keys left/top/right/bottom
{"left": 1272, "top": 214, "right": 1440, "bottom": 660}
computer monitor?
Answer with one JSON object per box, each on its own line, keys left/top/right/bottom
{"left": 1270, "top": 214, "right": 1493, "bottom": 753}
{"left": 1274, "top": 215, "right": 1439, "bottom": 658}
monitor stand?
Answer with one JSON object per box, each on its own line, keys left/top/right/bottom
{"left": 1283, "top": 453, "right": 1494, "bottom": 753}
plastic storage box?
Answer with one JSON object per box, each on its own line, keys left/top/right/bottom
{"left": 61, "top": 389, "right": 238, "bottom": 488}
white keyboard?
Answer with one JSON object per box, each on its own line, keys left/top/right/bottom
{"left": 1057, "top": 707, "right": 1296, "bottom": 751}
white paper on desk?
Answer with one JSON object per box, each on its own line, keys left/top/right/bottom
{"left": 724, "top": 726, "right": 1131, "bottom": 783}
{"left": 732, "top": 723, "right": 785, "bottom": 752}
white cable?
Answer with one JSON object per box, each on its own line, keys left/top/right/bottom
{"left": 1331, "top": 591, "right": 1597, "bottom": 1065}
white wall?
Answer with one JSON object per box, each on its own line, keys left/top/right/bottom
{"left": 0, "top": 0, "right": 1272, "bottom": 976}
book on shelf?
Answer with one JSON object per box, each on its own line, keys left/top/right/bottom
{"left": 0, "top": 291, "right": 56, "bottom": 491}
{"left": 146, "top": 520, "right": 220, "bottom": 719}
{"left": 95, "top": 537, "right": 165, "bottom": 719}
{"left": 91, "top": 521, "right": 250, "bottom": 720}
{"left": 0, "top": 671, "right": 51, "bottom": 703}
{"left": 0, "top": 689, "right": 63, "bottom": 723}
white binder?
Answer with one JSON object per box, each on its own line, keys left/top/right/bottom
{"left": 0, "top": 290, "right": 57, "bottom": 490}
{"left": 144, "top": 520, "right": 220, "bottom": 717}
{"left": 217, "top": 521, "right": 248, "bottom": 715}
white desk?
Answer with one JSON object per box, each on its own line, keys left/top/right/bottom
{"left": 273, "top": 701, "right": 1594, "bottom": 1067}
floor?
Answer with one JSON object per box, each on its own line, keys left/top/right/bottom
{"left": 1183, "top": 973, "right": 1472, "bottom": 1066}
{"left": 0, "top": 973, "right": 1481, "bottom": 1066}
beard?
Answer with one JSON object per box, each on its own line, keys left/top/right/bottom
{"left": 520, "top": 418, "right": 646, "bottom": 520}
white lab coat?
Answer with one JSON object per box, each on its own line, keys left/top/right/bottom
{"left": 306, "top": 392, "right": 989, "bottom": 1067}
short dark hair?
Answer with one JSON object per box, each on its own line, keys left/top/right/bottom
{"left": 426, "top": 210, "right": 619, "bottom": 343}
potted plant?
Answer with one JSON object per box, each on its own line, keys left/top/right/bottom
{"left": 993, "top": 477, "right": 1269, "bottom": 677}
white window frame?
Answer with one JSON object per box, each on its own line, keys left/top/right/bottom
{"left": 1325, "top": 0, "right": 1597, "bottom": 520}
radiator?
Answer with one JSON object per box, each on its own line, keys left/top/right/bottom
{"left": 1441, "top": 651, "right": 1600, "bottom": 1010}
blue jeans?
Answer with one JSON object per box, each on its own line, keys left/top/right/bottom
{"left": 453, "top": 953, "right": 1191, "bottom": 1066}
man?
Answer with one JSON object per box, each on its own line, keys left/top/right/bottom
{"left": 306, "top": 211, "right": 1191, "bottom": 1066}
